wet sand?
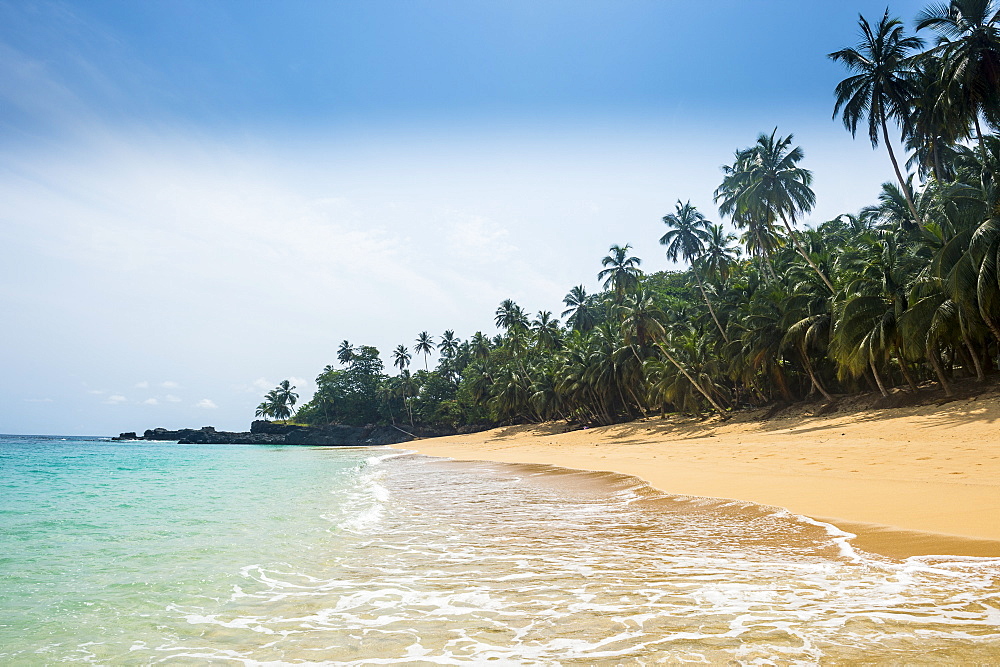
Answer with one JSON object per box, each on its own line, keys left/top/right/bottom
{"left": 399, "top": 389, "right": 1000, "bottom": 558}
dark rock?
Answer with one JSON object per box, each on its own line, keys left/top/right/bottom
{"left": 112, "top": 432, "right": 138, "bottom": 441}
{"left": 131, "top": 423, "right": 416, "bottom": 446}
{"left": 250, "top": 420, "right": 306, "bottom": 435}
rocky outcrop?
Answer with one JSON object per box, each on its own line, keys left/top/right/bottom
{"left": 113, "top": 423, "right": 416, "bottom": 446}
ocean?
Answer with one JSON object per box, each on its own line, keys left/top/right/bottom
{"left": 1, "top": 434, "right": 999, "bottom": 664}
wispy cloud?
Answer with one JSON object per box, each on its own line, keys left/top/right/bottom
{"left": 196, "top": 398, "right": 217, "bottom": 409}
{"left": 25, "top": 397, "right": 54, "bottom": 403}
{"left": 135, "top": 380, "right": 149, "bottom": 388}
{"left": 161, "top": 381, "right": 180, "bottom": 389}
{"left": 105, "top": 394, "right": 127, "bottom": 405}
{"left": 142, "top": 398, "right": 158, "bottom": 405}
{"left": 165, "top": 394, "right": 182, "bottom": 403}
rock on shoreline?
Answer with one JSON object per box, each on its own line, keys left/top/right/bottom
{"left": 112, "top": 421, "right": 415, "bottom": 446}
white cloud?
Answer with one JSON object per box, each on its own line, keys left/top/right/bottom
{"left": 87, "top": 389, "right": 105, "bottom": 395}
{"left": 196, "top": 398, "right": 217, "bottom": 409}
{"left": 237, "top": 377, "right": 273, "bottom": 394}
{"left": 134, "top": 380, "right": 148, "bottom": 388}
{"left": 161, "top": 380, "right": 180, "bottom": 389}
{"left": 105, "top": 395, "right": 127, "bottom": 404}
{"left": 142, "top": 398, "right": 158, "bottom": 405}
{"left": 165, "top": 394, "right": 182, "bottom": 402}
{"left": 25, "top": 397, "right": 53, "bottom": 403}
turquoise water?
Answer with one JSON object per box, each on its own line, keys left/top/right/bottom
{"left": 2, "top": 434, "right": 1000, "bottom": 663}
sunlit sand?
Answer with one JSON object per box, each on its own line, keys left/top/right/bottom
{"left": 401, "top": 388, "right": 1000, "bottom": 559}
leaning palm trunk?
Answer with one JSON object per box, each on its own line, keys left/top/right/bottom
{"left": 960, "top": 329, "right": 985, "bottom": 382}
{"left": 799, "top": 345, "right": 834, "bottom": 402}
{"left": 778, "top": 213, "right": 836, "bottom": 293}
{"left": 657, "top": 343, "right": 728, "bottom": 418}
{"left": 693, "top": 270, "right": 729, "bottom": 343}
{"left": 870, "top": 358, "right": 890, "bottom": 398}
{"left": 926, "top": 342, "right": 953, "bottom": 397}
{"left": 894, "top": 342, "right": 920, "bottom": 393}
{"left": 880, "top": 118, "right": 921, "bottom": 227}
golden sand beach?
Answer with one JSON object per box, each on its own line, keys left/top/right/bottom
{"left": 400, "top": 387, "right": 1000, "bottom": 559}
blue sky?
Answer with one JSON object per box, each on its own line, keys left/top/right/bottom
{"left": 2, "top": 0, "right": 929, "bottom": 434}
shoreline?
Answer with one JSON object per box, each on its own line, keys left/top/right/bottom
{"left": 396, "top": 388, "right": 1000, "bottom": 559}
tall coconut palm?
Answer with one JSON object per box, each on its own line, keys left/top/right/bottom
{"left": 715, "top": 130, "right": 835, "bottom": 293}
{"left": 699, "top": 224, "right": 741, "bottom": 284}
{"left": 392, "top": 345, "right": 411, "bottom": 372}
{"left": 562, "top": 285, "right": 597, "bottom": 332}
{"left": 531, "top": 311, "right": 562, "bottom": 352}
{"left": 495, "top": 299, "right": 529, "bottom": 333}
{"left": 829, "top": 11, "right": 924, "bottom": 224}
{"left": 275, "top": 380, "right": 298, "bottom": 416}
{"left": 597, "top": 244, "right": 643, "bottom": 301}
{"left": 905, "top": 57, "right": 968, "bottom": 181}
{"left": 414, "top": 331, "right": 434, "bottom": 370}
{"left": 469, "top": 331, "right": 492, "bottom": 360}
{"left": 438, "top": 330, "right": 460, "bottom": 359}
{"left": 392, "top": 345, "right": 414, "bottom": 426}
{"left": 337, "top": 340, "right": 355, "bottom": 366}
{"left": 660, "top": 200, "right": 729, "bottom": 342}
{"left": 917, "top": 0, "right": 1000, "bottom": 144}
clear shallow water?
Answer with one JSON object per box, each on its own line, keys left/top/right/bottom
{"left": 1, "top": 435, "right": 999, "bottom": 664}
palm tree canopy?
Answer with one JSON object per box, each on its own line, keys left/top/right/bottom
{"left": 660, "top": 200, "right": 712, "bottom": 265}
{"left": 414, "top": 331, "right": 434, "bottom": 357}
{"left": 337, "top": 340, "right": 354, "bottom": 366}
{"left": 495, "top": 299, "right": 529, "bottom": 333}
{"left": 562, "top": 285, "right": 597, "bottom": 332}
{"left": 392, "top": 344, "right": 411, "bottom": 371}
{"left": 715, "top": 129, "right": 816, "bottom": 226}
{"left": 597, "top": 244, "right": 643, "bottom": 297}
{"left": 698, "top": 224, "right": 741, "bottom": 282}
{"left": 829, "top": 10, "right": 924, "bottom": 147}
{"left": 917, "top": 0, "right": 1000, "bottom": 126}
{"left": 438, "top": 330, "right": 460, "bottom": 358}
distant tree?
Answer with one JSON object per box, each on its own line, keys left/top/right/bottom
{"left": 337, "top": 340, "right": 355, "bottom": 366}
{"left": 414, "top": 331, "right": 435, "bottom": 370}
{"left": 562, "top": 285, "right": 597, "bottom": 332}
{"left": 598, "top": 244, "right": 643, "bottom": 301}
{"left": 438, "top": 330, "right": 460, "bottom": 359}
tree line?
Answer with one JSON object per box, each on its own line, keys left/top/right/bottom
{"left": 261, "top": 1, "right": 1000, "bottom": 429}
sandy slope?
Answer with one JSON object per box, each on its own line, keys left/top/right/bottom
{"left": 399, "top": 387, "right": 1000, "bottom": 558}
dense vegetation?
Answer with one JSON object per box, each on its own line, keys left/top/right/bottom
{"left": 260, "top": 1, "right": 1000, "bottom": 430}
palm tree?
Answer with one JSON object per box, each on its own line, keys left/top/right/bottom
{"left": 829, "top": 10, "right": 924, "bottom": 224}
{"left": 337, "top": 340, "right": 355, "bottom": 366}
{"left": 597, "top": 244, "right": 643, "bottom": 301}
{"left": 715, "top": 130, "right": 835, "bottom": 293}
{"left": 469, "top": 331, "right": 492, "bottom": 360}
{"left": 531, "top": 311, "right": 562, "bottom": 352}
{"left": 495, "top": 299, "right": 529, "bottom": 333}
{"left": 414, "top": 331, "right": 434, "bottom": 370}
{"left": 438, "top": 330, "right": 460, "bottom": 359}
{"left": 917, "top": 0, "right": 1000, "bottom": 145}
{"left": 660, "top": 200, "right": 729, "bottom": 342}
{"left": 391, "top": 345, "right": 413, "bottom": 426}
{"left": 392, "top": 344, "right": 411, "bottom": 372}
{"left": 699, "top": 224, "right": 741, "bottom": 284}
{"left": 905, "top": 57, "right": 967, "bottom": 182}
{"left": 275, "top": 379, "right": 298, "bottom": 416}
{"left": 562, "top": 285, "right": 597, "bottom": 332}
